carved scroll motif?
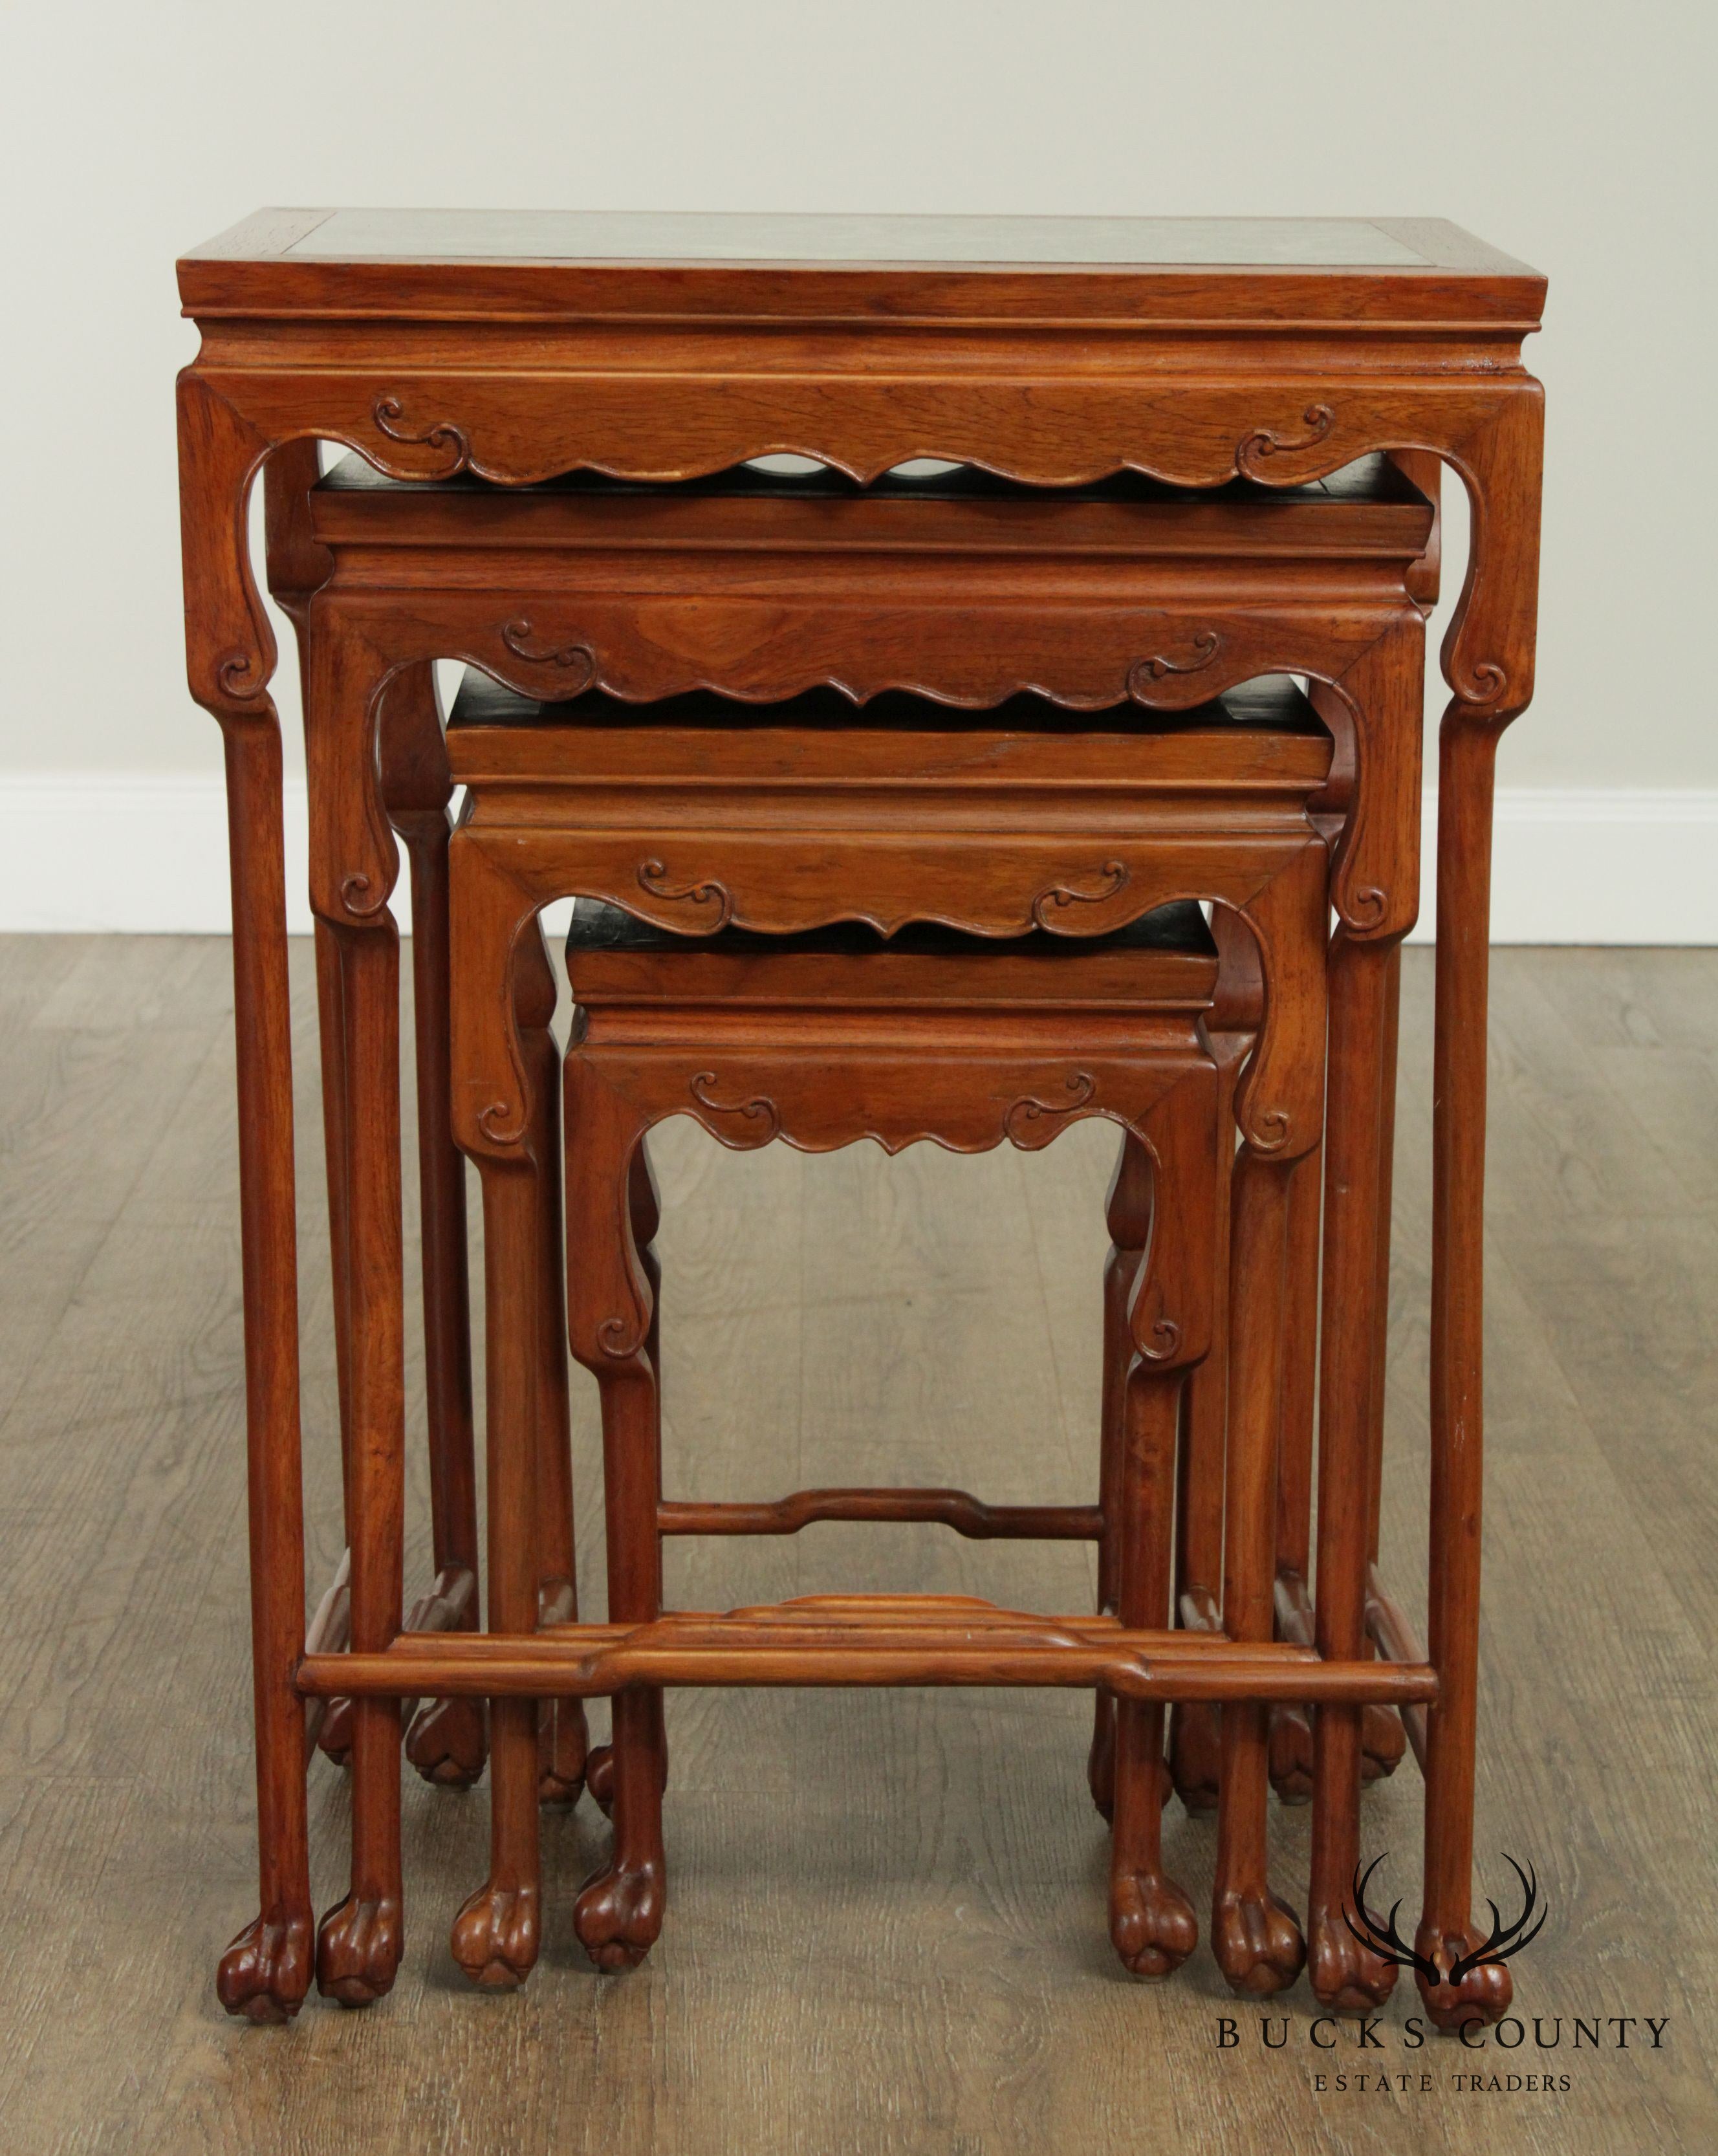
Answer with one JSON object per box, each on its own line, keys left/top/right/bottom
{"left": 1136, "top": 1317, "right": 1183, "bottom": 1364}
{"left": 371, "top": 394, "right": 471, "bottom": 477}
{"left": 1030, "top": 862, "right": 1129, "bottom": 930}
{"left": 688, "top": 1073, "right": 781, "bottom": 1141}
{"left": 500, "top": 620, "right": 597, "bottom": 686}
{"left": 476, "top": 1098, "right": 527, "bottom": 1147}
{"left": 1127, "top": 631, "right": 1221, "bottom": 692}
{"left": 1236, "top": 403, "right": 1336, "bottom": 478}
{"left": 636, "top": 860, "right": 735, "bottom": 928}
{"left": 1003, "top": 1073, "right": 1097, "bottom": 1142}
{"left": 598, "top": 1314, "right": 644, "bottom": 1360}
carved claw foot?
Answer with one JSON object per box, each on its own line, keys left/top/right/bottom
{"left": 1087, "top": 1700, "right": 1115, "bottom": 1822}
{"left": 538, "top": 1698, "right": 589, "bottom": 1807}
{"left": 317, "top": 1697, "right": 354, "bottom": 1767}
{"left": 1212, "top": 1890, "right": 1307, "bottom": 1998}
{"left": 574, "top": 1857, "right": 664, "bottom": 1972}
{"left": 450, "top": 1880, "right": 540, "bottom": 1990}
{"left": 1361, "top": 1704, "right": 1408, "bottom": 1783}
{"left": 406, "top": 1695, "right": 487, "bottom": 1789}
{"left": 1110, "top": 1871, "right": 1197, "bottom": 1979}
{"left": 1415, "top": 1924, "right": 1514, "bottom": 2033}
{"left": 1309, "top": 1913, "right": 1400, "bottom": 2013}
{"left": 216, "top": 1908, "right": 314, "bottom": 2023}
{"left": 315, "top": 1893, "right": 402, "bottom": 2007}
{"left": 1268, "top": 1703, "right": 1313, "bottom": 1805}
{"left": 1168, "top": 1702, "right": 1221, "bottom": 1814}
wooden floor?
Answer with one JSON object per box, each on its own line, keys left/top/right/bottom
{"left": 1, "top": 935, "right": 1713, "bottom": 2155}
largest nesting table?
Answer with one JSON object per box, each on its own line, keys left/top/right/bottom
{"left": 174, "top": 210, "right": 1545, "bottom": 2024}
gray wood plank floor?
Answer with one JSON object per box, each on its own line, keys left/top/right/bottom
{"left": 0, "top": 936, "right": 1712, "bottom": 2155}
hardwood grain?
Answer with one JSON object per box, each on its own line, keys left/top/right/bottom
{"left": 3, "top": 938, "right": 1712, "bottom": 2152}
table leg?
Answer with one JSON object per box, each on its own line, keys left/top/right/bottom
{"left": 378, "top": 672, "right": 489, "bottom": 1789}
{"left": 1305, "top": 931, "right": 1402, "bottom": 2012}
{"left": 1266, "top": 1141, "right": 1320, "bottom": 1804}
{"left": 567, "top": 1074, "right": 667, "bottom": 1972}
{"left": 1212, "top": 1147, "right": 1305, "bottom": 1996}
{"left": 1089, "top": 1132, "right": 1150, "bottom": 1822}
{"left": 180, "top": 380, "right": 315, "bottom": 2023}
{"left": 212, "top": 709, "right": 315, "bottom": 2023}
{"left": 1109, "top": 1358, "right": 1197, "bottom": 1976}
{"left": 585, "top": 1142, "right": 664, "bottom": 1820}
{"left": 1411, "top": 389, "right": 1541, "bottom": 2030}
{"left": 1166, "top": 1040, "right": 1245, "bottom": 1814}
{"left": 514, "top": 924, "right": 588, "bottom": 1805}
{"left": 313, "top": 920, "right": 406, "bottom": 2006}
{"left": 309, "top": 919, "right": 358, "bottom": 1767}
{"left": 1417, "top": 714, "right": 1514, "bottom": 2030}
{"left": 1361, "top": 945, "right": 1408, "bottom": 1783}
{"left": 450, "top": 1151, "right": 545, "bottom": 1988}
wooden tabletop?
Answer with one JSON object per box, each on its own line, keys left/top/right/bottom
{"left": 179, "top": 209, "right": 1544, "bottom": 328}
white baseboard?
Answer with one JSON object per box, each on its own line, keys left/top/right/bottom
{"left": 1, "top": 774, "right": 1715, "bottom": 944}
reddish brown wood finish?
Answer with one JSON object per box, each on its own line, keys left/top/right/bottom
{"left": 446, "top": 949, "right": 548, "bottom": 1990}
{"left": 180, "top": 216, "right": 1540, "bottom": 2020}
{"left": 1302, "top": 620, "right": 1426, "bottom": 2014}
{"left": 257, "top": 451, "right": 487, "bottom": 1787}
{"left": 1167, "top": 905, "right": 1259, "bottom": 1814}
{"left": 433, "top": 668, "right": 1324, "bottom": 1981}
{"left": 556, "top": 952, "right": 1220, "bottom": 1973}
{"left": 300, "top": 1612, "right": 1439, "bottom": 1703}
{"left": 1265, "top": 1144, "right": 1321, "bottom": 1804}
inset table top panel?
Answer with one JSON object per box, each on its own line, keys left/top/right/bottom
{"left": 179, "top": 209, "right": 1543, "bottom": 329}
{"left": 277, "top": 209, "right": 1430, "bottom": 267}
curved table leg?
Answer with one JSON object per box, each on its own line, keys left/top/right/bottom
{"left": 1414, "top": 388, "right": 1542, "bottom": 2032}
{"left": 181, "top": 380, "right": 314, "bottom": 2024}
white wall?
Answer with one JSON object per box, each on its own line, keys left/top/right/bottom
{"left": 1, "top": 2, "right": 1713, "bottom": 935}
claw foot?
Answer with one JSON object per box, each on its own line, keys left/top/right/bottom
{"left": 574, "top": 1857, "right": 664, "bottom": 1972}
{"left": 538, "top": 1698, "right": 589, "bottom": 1807}
{"left": 315, "top": 1892, "right": 402, "bottom": 2007}
{"left": 450, "top": 1879, "right": 540, "bottom": 1990}
{"left": 1212, "top": 1889, "right": 1306, "bottom": 1997}
{"left": 1415, "top": 1923, "right": 1513, "bottom": 2032}
{"left": 217, "top": 1907, "right": 313, "bottom": 2023}
{"left": 1361, "top": 1704, "right": 1408, "bottom": 1783}
{"left": 1309, "top": 1911, "right": 1399, "bottom": 2012}
{"left": 1110, "top": 1870, "right": 1197, "bottom": 1979}
{"left": 1168, "top": 1701, "right": 1221, "bottom": 1814}
{"left": 406, "top": 1695, "right": 487, "bottom": 1789}
{"left": 1268, "top": 1703, "right": 1312, "bottom": 1804}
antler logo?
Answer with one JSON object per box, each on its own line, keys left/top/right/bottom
{"left": 1345, "top": 1854, "right": 1547, "bottom": 1989}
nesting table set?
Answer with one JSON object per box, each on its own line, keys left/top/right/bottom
{"left": 175, "top": 212, "right": 1544, "bottom": 2028}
